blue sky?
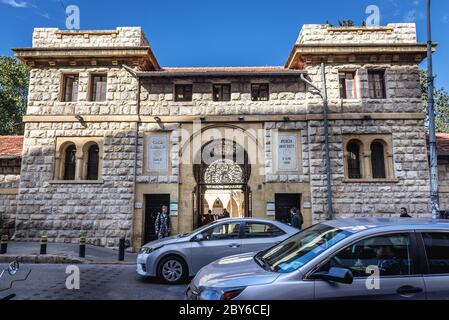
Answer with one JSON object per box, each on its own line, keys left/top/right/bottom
{"left": 0, "top": 0, "right": 448, "bottom": 88}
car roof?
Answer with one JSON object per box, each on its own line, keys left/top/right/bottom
{"left": 323, "top": 218, "right": 449, "bottom": 233}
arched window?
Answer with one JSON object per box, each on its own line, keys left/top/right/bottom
{"left": 63, "top": 144, "right": 77, "bottom": 180}
{"left": 86, "top": 144, "right": 100, "bottom": 180}
{"left": 371, "top": 141, "right": 386, "bottom": 179}
{"left": 347, "top": 141, "right": 362, "bottom": 179}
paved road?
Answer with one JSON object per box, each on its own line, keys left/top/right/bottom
{"left": 0, "top": 264, "right": 187, "bottom": 300}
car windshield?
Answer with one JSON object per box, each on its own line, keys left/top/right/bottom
{"left": 257, "top": 223, "right": 352, "bottom": 273}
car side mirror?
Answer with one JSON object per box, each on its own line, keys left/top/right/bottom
{"left": 311, "top": 267, "right": 353, "bottom": 285}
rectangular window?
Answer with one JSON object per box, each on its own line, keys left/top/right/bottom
{"left": 368, "top": 70, "right": 386, "bottom": 99}
{"left": 62, "top": 74, "right": 79, "bottom": 102}
{"left": 251, "top": 83, "right": 269, "bottom": 101}
{"left": 90, "top": 74, "right": 107, "bottom": 102}
{"left": 213, "top": 84, "right": 231, "bottom": 101}
{"left": 174, "top": 84, "right": 192, "bottom": 102}
{"left": 244, "top": 223, "right": 285, "bottom": 238}
{"left": 423, "top": 232, "right": 449, "bottom": 275}
{"left": 339, "top": 72, "right": 356, "bottom": 99}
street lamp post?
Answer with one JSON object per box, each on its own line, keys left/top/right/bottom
{"left": 301, "top": 61, "right": 334, "bottom": 221}
{"left": 426, "top": 0, "right": 440, "bottom": 220}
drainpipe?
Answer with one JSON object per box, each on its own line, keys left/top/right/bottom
{"left": 426, "top": 0, "right": 440, "bottom": 220}
{"left": 124, "top": 65, "right": 141, "bottom": 249}
{"left": 300, "top": 61, "right": 334, "bottom": 220}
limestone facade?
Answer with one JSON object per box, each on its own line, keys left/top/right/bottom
{"left": 9, "top": 23, "right": 435, "bottom": 250}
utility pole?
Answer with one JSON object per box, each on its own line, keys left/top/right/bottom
{"left": 427, "top": 0, "right": 440, "bottom": 219}
{"left": 300, "top": 60, "right": 333, "bottom": 220}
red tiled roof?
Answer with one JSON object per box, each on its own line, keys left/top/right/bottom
{"left": 0, "top": 136, "right": 24, "bottom": 158}
{"left": 161, "top": 66, "right": 286, "bottom": 73}
{"left": 437, "top": 133, "right": 449, "bottom": 155}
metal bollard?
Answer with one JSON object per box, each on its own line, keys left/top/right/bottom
{"left": 40, "top": 235, "right": 48, "bottom": 255}
{"left": 118, "top": 238, "right": 125, "bottom": 261}
{"left": 79, "top": 236, "right": 86, "bottom": 258}
{"left": 0, "top": 235, "right": 8, "bottom": 254}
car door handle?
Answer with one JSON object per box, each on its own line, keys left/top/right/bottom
{"left": 228, "top": 244, "right": 240, "bottom": 248}
{"left": 397, "top": 286, "right": 423, "bottom": 295}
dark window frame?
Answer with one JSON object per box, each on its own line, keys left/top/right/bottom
{"left": 213, "top": 83, "right": 231, "bottom": 102}
{"left": 242, "top": 222, "right": 285, "bottom": 238}
{"left": 339, "top": 71, "right": 357, "bottom": 99}
{"left": 86, "top": 144, "right": 100, "bottom": 181}
{"left": 174, "top": 84, "right": 193, "bottom": 102}
{"left": 368, "top": 70, "right": 387, "bottom": 99}
{"left": 89, "top": 74, "right": 108, "bottom": 102}
{"left": 371, "top": 140, "right": 387, "bottom": 179}
{"left": 251, "top": 83, "right": 269, "bottom": 101}
{"left": 347, "top": 140, "right": 362, "bottom": 179}
{"left": 63, "top": 144, "right": 77, "bottom": 181}
{"left": 61, "top": 74, "right": 79, "bottom": 102}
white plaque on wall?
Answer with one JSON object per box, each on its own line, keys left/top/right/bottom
{"left": 277, "top": 133, "right": 298, "bottom": 172}
{"left": 148, "top": 134, "right": 169, "bottom": 172}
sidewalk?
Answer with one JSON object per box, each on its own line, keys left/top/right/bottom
{"left": 0, "top": 241, "right": 137, "bottom": 264}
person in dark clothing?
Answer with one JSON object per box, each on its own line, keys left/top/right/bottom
{"left": 202, "top": 210, "right": 214, "bottom": 225}
{"left": 221, "top": 209, "right": 230, "bottom": 219}
{"left": 155, "top": 205, "right": 171, "bottom": 239}
{"left": 290, "top": 208, "right": 304, "bottom": 230}
{"left": 400, "top": 207, "right": 412, "bottom": 218}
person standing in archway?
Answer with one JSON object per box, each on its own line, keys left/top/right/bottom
{"left": 221, "top": 208, "right": 230, "bottom": 219}
{"left": 291, "top": 208, "right": 304, "bottom": 230}
{"left": 155, "top": 206, "right": 171, "bottom": 239}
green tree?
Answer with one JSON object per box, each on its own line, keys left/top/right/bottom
{"left": 338, "top": 20, "right": 355, "bottom": 27}
{"left": 0, "top": 56, "right": 29, "bottom": 135}
{"left": 420, "top": 70, "right": 449, "bottom": 133}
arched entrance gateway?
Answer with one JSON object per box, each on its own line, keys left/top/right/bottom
{"left": 193, "top": 139, "right": 252, "bottom": 228}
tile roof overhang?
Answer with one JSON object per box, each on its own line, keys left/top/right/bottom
{"left": 0, "top": 136, "right": 24, "bottom": 159}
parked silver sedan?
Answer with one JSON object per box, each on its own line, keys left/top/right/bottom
{"left": 136, "top": 218, "right": 299, "bottom": 283}
{"left": 187, "top": 218, "right": 449, "bottom": 300}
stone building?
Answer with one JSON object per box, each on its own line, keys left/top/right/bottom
{"left": 0, "top": 136, "right": 23, "bottom": 237}
{"left": 6, "top": 23, "right": 436, "bottom": 250}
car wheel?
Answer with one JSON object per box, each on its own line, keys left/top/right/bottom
{"left": 157, "top": 256, "right": 188, "bottom": 284}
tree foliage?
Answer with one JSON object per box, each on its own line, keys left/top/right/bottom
{"left": 421, "top": 70, "right": 449, "bottom": 133}
{"left": 0, "top": 56, "right": 29, "bottom": 135}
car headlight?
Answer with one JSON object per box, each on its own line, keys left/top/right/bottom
{"left": 198, "top": 287, "right": 246, "bottom": 301}
{"left": 139, "top": 246, "right": 163, "bottom": 254}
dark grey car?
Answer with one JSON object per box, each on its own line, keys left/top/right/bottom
{"left": 187, "top": 218, "right": 449, "bottom": 300}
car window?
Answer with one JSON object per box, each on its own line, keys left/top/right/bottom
{"left": 422, "top": 232, "right": 449, "bottom": 275}
{"left": 321, "top": 233, "right": 415, "bottom": 277}
{"left": 259, "top": 223, "right": 352, "bottom": 273}
{"left": 201, "top": 223, "right": 241, "bottom": 241}
{"left": 244, "top": 223, "right": 285, "bottom": 238}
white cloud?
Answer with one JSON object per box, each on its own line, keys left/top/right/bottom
{"left": 1, "top": 0, "right": 28, "bottom": 8}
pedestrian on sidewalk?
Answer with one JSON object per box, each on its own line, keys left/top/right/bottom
{"left": 155, "top": 206, "right": 171, "bottom": 239}
{"left": 400, "top": 207, "right": 412, "bottom": 218}
{"left": 290, "top": 208, "right": 304, "bottom": 230}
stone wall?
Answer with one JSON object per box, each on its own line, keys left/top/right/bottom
{"left": 308, "top": 118, "right": 430, "bottom": 221}
{"left": 296, "top": 23, "right": 417, "bottom": 45}
{"left": 27, "top": 67, "right": 138, "bottom": 116}
{"left": 32, "top": 27, "right": 148, "bottom": 48}
{"left": 0, "top": 173, "right": 20, "bottom": 237}
{"left": 438, "top": 158, "right": 449, "bottom": 211}
{"left": 15, "top": 122, "right": 137, "bottom": 246}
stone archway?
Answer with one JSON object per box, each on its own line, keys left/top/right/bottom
{"left": 193, "top": 139, "right": 251, "bottom": 227}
